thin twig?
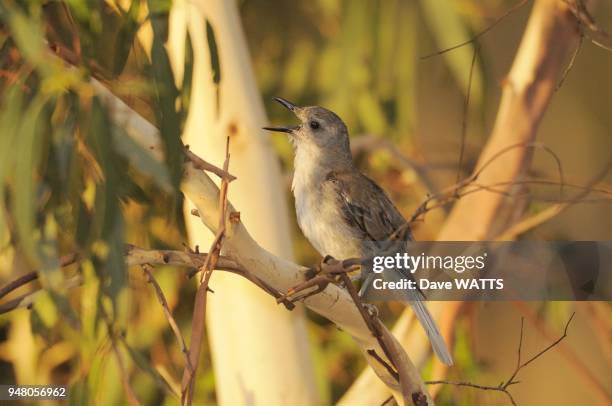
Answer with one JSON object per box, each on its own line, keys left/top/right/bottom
{"left": 181, "top": 137, "right": 232, "bottom": 406}
{"left": 426, "top": 313, "right": 576, "bottom": 406}
{"left": 184, "top": 146, "right": 236, "bottom": 181}
{"left": 142, "top": 264, "right": 194, "bottom": 381}
{"left": 495, "top": 156, "right": 612, "bottom": 239}
{"left": 0, "top": 253, "right": 78, "bottom": 300}
{"left": 101, "top": 311, "right": 141, "bottom": 406}
{"left": 351, "top": 135, "right": 441, "bottom": 201}
{"left": 514, "top": 302, "right": 611, "bottom": 404}
{"left": 421, "top": 0, "right": 530, "bottom": 59}
{"left": 456, "top": 44, "right": 479, "bottom": 186}
{"left": 564, "top": 0, "right": 612, "bottom": 52}
{"left": 555, "top": 31, "right": 584, "bottom": 91}
{"left": 409, "top": 141, "right": 568, "bottom": 224}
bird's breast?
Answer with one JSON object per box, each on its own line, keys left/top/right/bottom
{"left": 293, "top": 181, "right": 362, "bottom": 259}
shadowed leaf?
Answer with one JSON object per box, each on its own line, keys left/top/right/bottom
{"left": 206, "top": 20, "right": 221, "bottom": 85}
{"left": 111, "top": 125, "right": 172, "bottom": 192}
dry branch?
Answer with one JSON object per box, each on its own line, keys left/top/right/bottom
{"left": 514, "top": 302, "right": 612, "bottom": 404}
{"left": 181, "top": 138, "right": 232, "bottom": 406}
{"left": 426, "top": 313, "right": 575, "bottom": 405}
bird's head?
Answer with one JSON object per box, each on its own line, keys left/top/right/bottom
{"left": 263, "top": 97, "right": 351, "bottom": 159}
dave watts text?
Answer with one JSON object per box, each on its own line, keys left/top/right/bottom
{"left": 373, "top": 278, "right": 504, "bottom": 290}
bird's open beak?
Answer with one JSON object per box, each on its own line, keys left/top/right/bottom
{"left": 272, "top": 97, "right": 297, "bottom": 112}
{"left": 262, "top": 97, "right": 300, "bottom": 134}
{"left": 262, "top": 126, "right": 298, "bottom": 133}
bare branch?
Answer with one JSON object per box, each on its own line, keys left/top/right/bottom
{"left": 514, "top": 302, "right": 611, "bottom": 404}
{"left": 184, "top": 146, "right": 236, "bottom": 182}
{"left": 565, "top": 0, "right": 612, "bottom": 52}
{"left": 0, "top": 253, "right": 78, "bottom": 301}
{"left": 426, "top": 313, "right": 576, "bottom": 406}
{"left": 181, "top": 137, "right": 232, "bottom": 406}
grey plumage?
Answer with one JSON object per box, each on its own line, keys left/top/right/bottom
{"left": 264, "top": 97, "right": 453, "bottom": 366}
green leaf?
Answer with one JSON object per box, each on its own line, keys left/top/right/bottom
{"left": 420, "top": 0, "right": 483, "bottom": 104}
{"left": 5, "top": 8, "right": 47, "bottom": 71}
{"left": 113, "top": 0, "right": 141, "bottom": 76}
{"left": 35, "top": 214, "right": 82, "bottom": 330}
{"left": 123, "top": 343, "right": 175, "bottom": 396}
{"left": 111, "top": 125, "right": 172, "bottom": 192}
{"left": 12, "top": 95, "right": 48, "bottom": 263}
{"left": 395, "top": 1, "right": 417, "bottom": 136}
{"left": 0, "top": 86, "right": 22, "bottom": 193}
{"left": 147, "top": 0, "right": 173, "bottom": 15}
{"left": 148, "top": 3, "right": 185, "bottom": 198}
{"left": 95, "top": 0, "right": 141, "bottom": 77}
{"left": 87, "top": 99, "right": 127, "bottom": 311}
{"left": 68, "top": 381, "right": 90, "bottom": 406}
{"left": 181, "top": 30, "right": 194, "bottom": 122}
{"left": 206, "top": 20, "right": 221, "bottom": 85}
{"left": 356, "top": 91, "right": 387, "bottom": 134}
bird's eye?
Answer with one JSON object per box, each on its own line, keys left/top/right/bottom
{"left": 309, "top": 121, "right": 320, "bottom": 130}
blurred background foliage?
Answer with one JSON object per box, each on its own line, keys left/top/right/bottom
{"left": 0, "top": 0, "right": 610, "bottom": 405}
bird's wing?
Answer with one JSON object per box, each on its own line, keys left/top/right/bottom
{"left": 325, "top": 172, "right": 453, "bottom": 365}
{"left": 325, "top": 171, "right": 412, "bottom": 243}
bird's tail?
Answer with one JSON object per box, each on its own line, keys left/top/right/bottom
{"left": 359, "top": 272, "right": 453, "bottom": 365}
{"left": 406, "top": 289, "right": 453, "bottom": 366}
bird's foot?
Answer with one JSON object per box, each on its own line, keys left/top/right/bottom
{"left": 276, "top": 255, "right": 359, "bottom": 304}
{"left": 276, "top": 274, "right": 335, "bottom": 304}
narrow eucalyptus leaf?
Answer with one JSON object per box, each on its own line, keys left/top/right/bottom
{"left": 206, "top": 20, "right": 221, "bottom": 85}
{"left": 12, "top": 96, "right": 47, "bottom": 263}
{"left": 111, "top": 125, "right": 172, "bottom": 192}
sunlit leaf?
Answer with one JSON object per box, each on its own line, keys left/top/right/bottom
{"left": 32, "top": 291, "right": 59, "bottom": 328}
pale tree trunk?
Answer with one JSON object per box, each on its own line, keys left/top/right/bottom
{"left": 339, "top": 0, "right": 582, "bottom": 404}
{"left": 164, "top": 1, "right": 318, "bottom": 404}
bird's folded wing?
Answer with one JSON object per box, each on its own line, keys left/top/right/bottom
{"left": 325, "top": 170, "right": 412, "bottom": 243}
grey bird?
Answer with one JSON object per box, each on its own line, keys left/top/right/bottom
{"left": 264, "top": 97, "right": 453, "bottom": 366}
